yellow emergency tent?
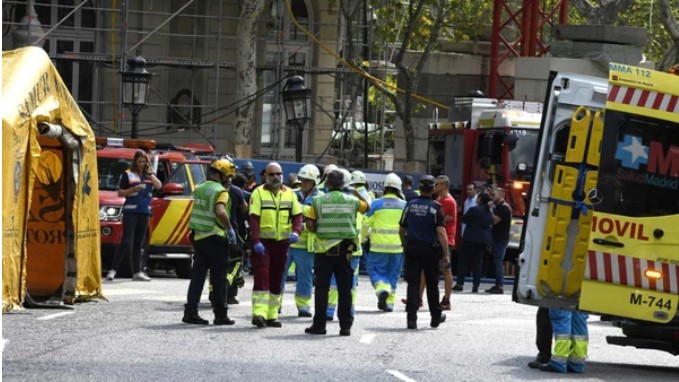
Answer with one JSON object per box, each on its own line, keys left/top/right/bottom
{"left": 2, "top": 47, "right": 103, "bottom": 312}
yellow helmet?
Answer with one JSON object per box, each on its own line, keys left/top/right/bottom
{"left": 210, "top": 157, "right": 237, "bottom": 178}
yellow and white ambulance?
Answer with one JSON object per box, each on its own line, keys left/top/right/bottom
{"left": 517, "top": 63, "right": 679, "bottom": 355}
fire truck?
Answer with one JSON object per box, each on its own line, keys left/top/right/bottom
{"left": 428, "top": 97, "right": 542, "bottom": 265}
{"left": 517, "top": 64, "right": 679, "bottom": 355}
{"left": 97, "top": 138, "right": 209, "bottom": 278}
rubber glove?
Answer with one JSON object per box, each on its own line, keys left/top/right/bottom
{"left": 253, "top": 242, "right": 266, "bottom": 256}
{"left": 289, "top": 232, "right": 299, "bottom": 244}
{"left": 227, "top": 228, "right": 237, "bottom": 244}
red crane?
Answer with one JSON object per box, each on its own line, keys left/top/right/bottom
{"left": 489, "top": 0, "right": 569, "bottom": 99}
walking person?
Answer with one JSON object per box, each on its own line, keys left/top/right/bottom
{"left": 182, "top": 158, "right": 238, "bottom": 325}
{"left": 486, "top": 188, "right": 512, "bottom": 294}
{"left": 434, "top": 175, "right": 456, "bottom": 309}
{"left": 108, "top": 150, "right": 161, "bottom": 281}
{"left": 249, "top": 162, "right": 303, "bottom": 328}
{"left": 453, "top": 193, "right": 494, "bottom": 292}
{"left": 280, "top": 164, "right": 323, "bottom": 317}
{"left": 304, "top": 170, "right": 369, "bottom": 336}
{"left": 365, "top": 173, "right": 407, "bottom": 312}
{"left": 399, "top": 175, "right": 449, "bottom": 329}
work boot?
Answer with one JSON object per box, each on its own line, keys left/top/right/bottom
{"left": 485, "top": 286, "right": 504, "bottom": 294}
{"left": 298, "top": 311, "right": 312, "bottom": 318}
{"left": 407, "top": 313, "right": 417, "bottom": 329}
{"left": 182, "top": 313, "right": 209, "bottom": 325}
{"left": 252, "top": 315, "right": 266, "bottom": 328}
{"left": 339, "top": 328, "right": 351, "bottom": 336}
{"left": 539, "top": 363, "right": 566, "bottom": 373}
{"left": 528, "top": 356, "right": 550, "bottom": 369}
{"left": 265, "top": 319, "right": 282, "bottom": 328}
{"left": 452, "top": 284, "right": 463, "bottom": 292}
{"left": 214, "top": 315, "right": 236, "bottom": 326}
{"left": 227, "top": 296, "right": 239, "bottom": 305}
{"left": 431, "top": 313, "right": 446, "bottom": 328}
{"left": 472, "top": 287, "right": 479, "bottom": 293}
{"left": 305, "top": 325, "right": 327, "bottom": 335}
{"left": 377, "top": 291, "right": 388, "bottom": 311}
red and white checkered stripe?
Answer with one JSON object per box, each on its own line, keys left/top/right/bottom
{"left": 608, "top": 85, "right": 679, "bottom": 114}
{"left": 585, "top": 250, "right": 679, "bottom": 295}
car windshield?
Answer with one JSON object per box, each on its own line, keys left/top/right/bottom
{"left": 97, "top": 157, "right": 132, "bottom": 191}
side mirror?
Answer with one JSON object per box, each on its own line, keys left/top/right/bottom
{"left": 161, "top": 182, "right": 185, "bottom": 196}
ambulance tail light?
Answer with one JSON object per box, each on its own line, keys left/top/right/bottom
{"left": 513, "top": 180, "right": 525, "bottom": 190}
{"left": 644, "top": 269, "right": 662, "bottom": 280}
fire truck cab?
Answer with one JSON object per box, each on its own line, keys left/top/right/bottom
{"left": 428, "top": 97, "right": 542, "bottom": 266}
{"left": 97, "top": 138, "right": 209, "bottom": 278}
{"left": 517, "top": 64, "right": 679, "bottom": 355}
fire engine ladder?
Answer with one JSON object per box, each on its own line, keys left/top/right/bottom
{"left": 537, "top": 106, "right": 604, "bottom": 299}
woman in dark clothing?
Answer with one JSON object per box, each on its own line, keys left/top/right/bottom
{"left": 452, "top": 193, "right": 494, "bottom": 292}
{"left": 108, "top": 151, "right": 161, "bottom": 281}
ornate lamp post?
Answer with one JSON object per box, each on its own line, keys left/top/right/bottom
{"left": 281, "top": 75, "right": 312, "bottom": 162}
{"left": 121, "top": 56, "right": 152, "bottom": 138}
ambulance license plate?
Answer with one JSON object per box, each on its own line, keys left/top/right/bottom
{"left": 629, "top": 292, "right": 673, "bottom": 311}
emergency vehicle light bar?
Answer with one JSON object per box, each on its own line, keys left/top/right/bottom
{"left": 95, "top": 137, "right": 156, "bottom": 150}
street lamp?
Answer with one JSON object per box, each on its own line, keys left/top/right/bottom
{"left": 121, "top": 56, "right": 152, "bottom": 138}
{"left": 281, "top": 75, "right": 312, "bottom": 163}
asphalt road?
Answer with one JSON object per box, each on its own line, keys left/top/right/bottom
{"left": 3, "top": 272, "right": 678, "bottom": 381}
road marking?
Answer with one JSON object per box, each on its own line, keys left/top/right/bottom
{"left": 386, "top": 370, "right": 418, "bottom": 382}
{"left": 37, "top": 311, "right": 74, "bottom": 321}
{"left": 360, "top": 334, "right": 376, "bottom": 344}
{"left": 1, "top": 339, "right": 8, "bottom": 351}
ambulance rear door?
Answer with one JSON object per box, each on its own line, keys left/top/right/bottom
{"left": 517, "top": 72, "right": 608, "bottom": 309}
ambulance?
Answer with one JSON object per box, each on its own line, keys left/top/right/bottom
{"left": 428, "top": 97, "right": 542, "bottom": 266}
{"left": 517, "top": 64, "right": 679, "bottom": 354}
{"left": 97, "top": 138, "right": 209, "bottom": 278}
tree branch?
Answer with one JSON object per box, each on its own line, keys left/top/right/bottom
{"left": 659, "top": 0, "right": 679, "bottom": 39}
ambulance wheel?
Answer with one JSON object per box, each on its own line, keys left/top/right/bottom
{"left": 174, "top": 258, "right": 193, "bottom": 279}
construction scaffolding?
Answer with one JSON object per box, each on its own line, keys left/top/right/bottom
{"left": 2, "top": 0, "right": 375, "bottom": 163}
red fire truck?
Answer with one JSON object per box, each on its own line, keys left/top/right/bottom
{"left": 97, "top": 137, "right": 209, "bottom": 278}
{"left": 428, "top": 97, "right": 542, "bottom": 266}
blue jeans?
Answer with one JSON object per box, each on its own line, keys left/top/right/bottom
{"left": 492, "top": 240, "right": 508, "bottom": 287}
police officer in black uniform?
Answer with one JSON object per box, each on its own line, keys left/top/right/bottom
{"left": 399, "top": 175, "right": 449, "bottom": 330}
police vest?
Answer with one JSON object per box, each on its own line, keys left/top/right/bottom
{"left": 290, "top": 188, "right": 323, "bottom": 251}
{"left": 122, "top": 171, "right": 153, "bottom": 215}
{"left": 251, "top": 186, "right": 299, "bottom": 241}
{"left": 189, "top": 181, "right": 229, "bottom": 240}
{"left": 312, "top": 191, "right": 359, "bottom": 252}
{"left": 366, "top": 194, "right": 406, "bottom": 253}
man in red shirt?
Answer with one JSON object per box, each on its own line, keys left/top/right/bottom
{"left": 434, "top": 175, "right": 456, "bottom": 310}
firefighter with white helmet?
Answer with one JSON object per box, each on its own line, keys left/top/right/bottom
{"left": 326, "top": 168, "right": 368, "bottom": 321}
{"left": 280, "top": 164, "right": 323, "bottom": 317}
{"left": 318, "top": 164, "right": 339, "bottom": 192}
{"left": 365, "top": 173, "right": 407, "bottom": 311}
{"left": 350, "top": 170, "right": 375, "bottom": 204}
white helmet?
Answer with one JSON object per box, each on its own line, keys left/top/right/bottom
{"left": 323, "top": 164, "right": 338, "bottom": 175}
{"left": 297, "top": 164, "right": 320, "bottom": 184}
{"left": 383, "top": 173, "right": 402, "bottom": 191}
{"left": 350, "top": 170, "right": 367, "bottom": 185}
{"left": 339, "top": 168, "right": 352, "bottom": 188}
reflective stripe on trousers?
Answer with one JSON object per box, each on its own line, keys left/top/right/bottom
{"left": 327, "top": 256, "right": 360, "bottom": 318}
{"left": 367, "top": 252, "right": 404, "bottom": 311}
{"left": 549, "top": 308, "right": 589, "bottom": 373}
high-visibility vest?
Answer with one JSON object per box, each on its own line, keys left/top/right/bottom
{"left": 122, "top": 170, "right": 153, "bottom": 214}
{"left": 365, "top": 194, "right": 406, "bottom": 253}
{"left": 250, "top": 186, "right": 301, "bottom": 241}
{"left": 189, "top": 181, "right": 230, "bottom": 240}
{"left": 290, "top": 188, "right": 323, "bottom": 250}
{"left": 312, "top": 191, "right": 359, "bottom": 252}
